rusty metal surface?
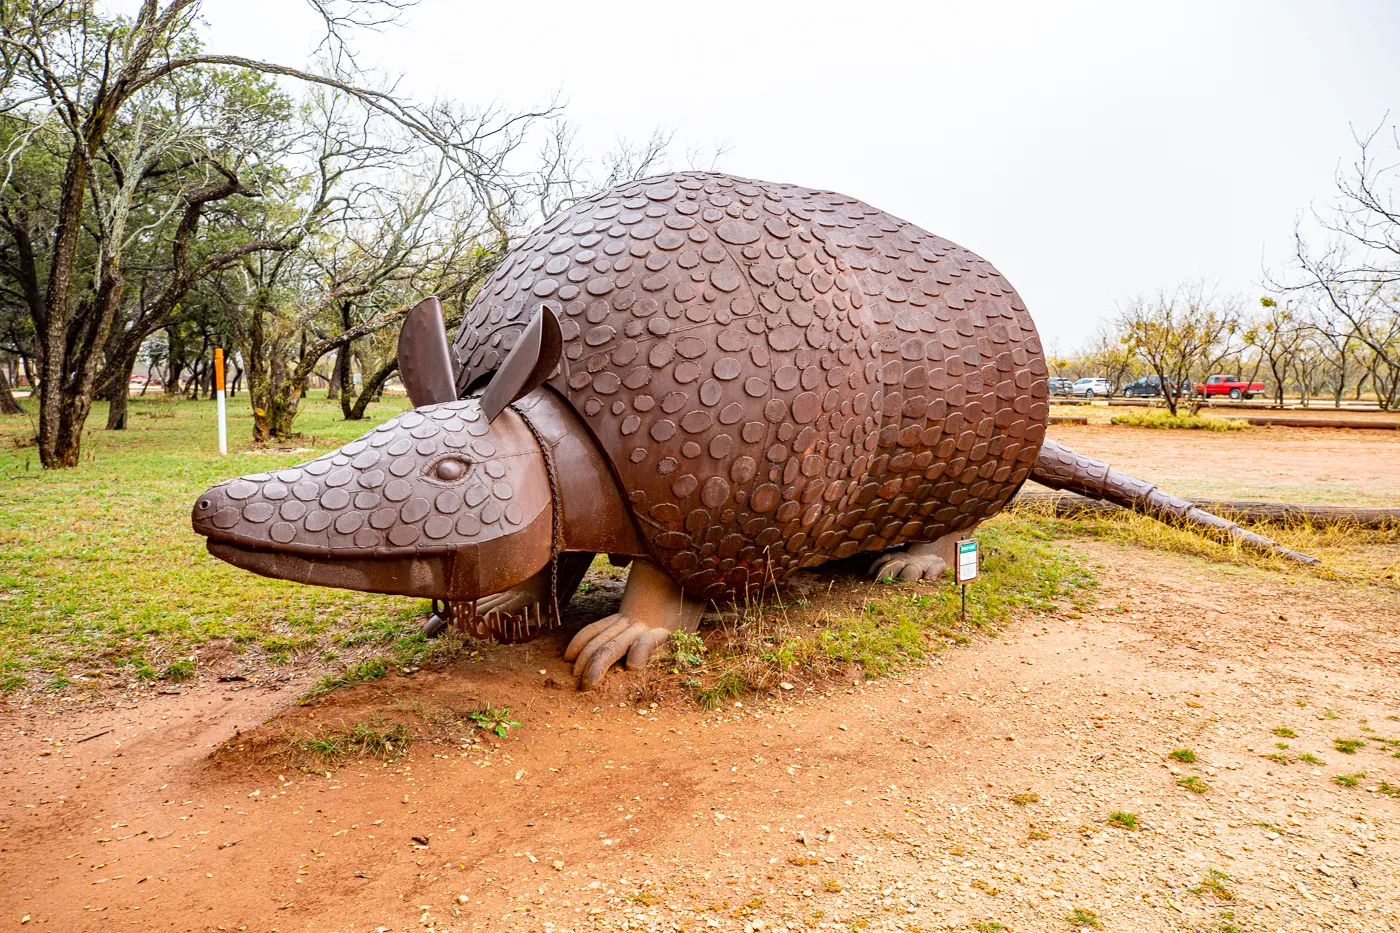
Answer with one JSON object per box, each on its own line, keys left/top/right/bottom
{"left": 453, "top": 172, "right": 1049, "bottom": 601}
{"left": 397, "top": 296, "right": 457, "bottom": 407}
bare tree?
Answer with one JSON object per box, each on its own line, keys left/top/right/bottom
{"left": 1118, "top": 283, "right": 1241, "bottom": 416}
{"left": 1245, "top": 297, "right": 1307, "bottom": 407}
{"left": 1080, "top": 322, "right": 1134, "bottom": 397}
{"left": 1272, "top": 121, "right": 1400, "bottom": 410}
{"left": 218, "top": 84, "right": 545, "bottom": 440}
{"left": 0, "top": 0, "right": 558, "bottom": 466}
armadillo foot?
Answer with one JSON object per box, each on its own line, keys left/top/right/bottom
{"left": 870, "top": 542, "right": 949, "bottom": 583}
{"left": 562, "top": 560, "right": 703, "bottom": 690}
{"left": 565, "top": 616, "right": 673, "bottom": 689}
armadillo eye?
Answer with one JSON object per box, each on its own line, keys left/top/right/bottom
{"left": 434, "top": 458, "right": 467, "bottom": 482}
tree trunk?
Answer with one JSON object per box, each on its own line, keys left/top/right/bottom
{"left": 345, "top": 356, "right": 398, "bottom": 420}
{"left": 1157, "top": 369, "right": 1179, "bottom": 416}
{"left": 0, "top": 367, "right": 22, "bottom": 415}
{"left": 42, "top": 258, "right": 126, "bottom": 467}
{"left": 327, "top": 348, "right": 343, "bottom": 401}
{"left": 36, "top": 152, "right": 91, "bottom": 468}
{"left": 252, "top": 378, "right": 306, "bottom": 442}
{"left": 104, "top": 347, "right": 141, "bottom": 430}
{"left": 184, "top": 355, "right": 205, "bottom": 398}
{"left": 337, "top": 348, "right": 355, "bottom": 417}
{"left": 334, "top": 302, "right": 355, "bottom": 415}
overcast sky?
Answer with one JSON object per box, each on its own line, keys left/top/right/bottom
{"left": 200, "top": 0, "right": 1400, "bottom": 350}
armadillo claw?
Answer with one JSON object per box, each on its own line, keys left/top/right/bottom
{"left": 569, "top": 616, "right": 629, "bottom": 673}
{"left": 580, "top": 621, "right": 649, "bottom": 690}
{"left": 564, "top": 615, "right": 622, "bottom": 663}
{"left": 870, "top": 554, "right": 908, "bottom": 582}
{"left": 625, "top": 627, "right": 672, "bottom": 671}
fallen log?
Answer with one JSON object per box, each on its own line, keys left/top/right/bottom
{"left": 1242, "top": 417, "right": 1400, "bottom": 430}
{"left": 1014, "top": 492, "right": 1400, "bottom": 528}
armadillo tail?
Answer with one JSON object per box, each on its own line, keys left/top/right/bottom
{"left": 1029, "top": 439, "right": 1321, "bottom": 566}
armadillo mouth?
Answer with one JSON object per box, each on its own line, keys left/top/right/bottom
{"left": 206, "top": 540, "right": 454, "bottom": 599}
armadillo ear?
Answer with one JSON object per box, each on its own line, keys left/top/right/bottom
{"left": 479, "top": 305, "right": 563, "bottom": 423}
{"left": 397, "top": 296, "right": 456, "bottom": 407}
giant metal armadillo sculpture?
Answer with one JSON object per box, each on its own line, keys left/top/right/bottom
{"left": 192, "top": 172, "right": 1315, "bottom": 689}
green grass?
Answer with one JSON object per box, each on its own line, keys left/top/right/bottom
{"left": 1189, "top": 869, "right": 1234, "bottom": 901}
{"left": 1064, "top": 907, "right": 1102, "bottom": 928}
{"left": 1379, "top": 781, "right": 1400, "bottom": 798}
{"left": 291, "top": 718, "right": 412, "bottom": 769}
{"left": 1334, "top": 738, "right": 1365, "bottom": 754}
{"left": 1298, "top": 752, "right": 1325, "bottom": 765}
{"left": 1333, "top": 772, "right": 1365, "bottom": 788}
{"left": 301, "top": 657, "right": 392, "bottom": 704}
{"left": 1106, "top": 811, "right": 1138, "bottom": 830}
{"left": 672, "top": 509, "right": 1095, "bottom": 706}
{"left": 162, "top": 658, "right": 195, "bottom": 682}
{"left": 1109, "top": 410, "right": 1247, "bottom": 431}
{"left": 1177, "top": 775, "right": 1209, "bottom": 794}
{"left": 1169, "top": 748, "right": 1198, "bottom": 763}
{"left": 1273, "top": 727, "right": 1296, "bottom": 738}
{"left": 0, "top": 395, "right": 420, "bottom": 695}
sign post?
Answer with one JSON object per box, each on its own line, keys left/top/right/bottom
{"left": 956, "top": 538, "right": 978, "bottom": 627}
{"left": 214, "top": 348, "right": 227, "bottom": 456}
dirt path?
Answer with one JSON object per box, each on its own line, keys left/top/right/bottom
{"left": 4, "top": 540, "right": 1398, "bottom": 933}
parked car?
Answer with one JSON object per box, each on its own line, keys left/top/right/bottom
{"left": 1120, "top": 375, "right": 1191, "bottom": 399}
{"left": 1193, "top": 374, "right": 1264, "bottom": 400}
{"left": 1048, "top": 376, "right": 1074, "bottom": 397}
{"left": 1071, "top": 377, "right": 1113, "bottom": 398}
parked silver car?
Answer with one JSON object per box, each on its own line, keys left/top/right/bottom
{"left": 1071, "top": 377, "right": 1113, "bottom": 398}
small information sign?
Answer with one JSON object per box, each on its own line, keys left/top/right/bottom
{"left": 956, "top": 539, "right": 978, "bottom": 584}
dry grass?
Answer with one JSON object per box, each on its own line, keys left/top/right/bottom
{"left": 1010, "top": 498, "right": 1400, "bottom": 589}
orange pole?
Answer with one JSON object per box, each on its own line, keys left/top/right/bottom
{"left": 214, "top": 348, "right": 227, "bottom": 455}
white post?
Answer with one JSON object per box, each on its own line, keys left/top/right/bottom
{"left": 214, "top": 348, "right": 227, "bottom": 456}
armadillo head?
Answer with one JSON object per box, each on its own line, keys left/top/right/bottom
{"left": 191, "top": 397, "right": 554, "bottom": 599}
{"left": 191, "top": 298, "right": 566, "bottom": 601}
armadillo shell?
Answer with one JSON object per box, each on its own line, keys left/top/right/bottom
{"left": 454, "top": 173, "right": 1049, "bottom": 601}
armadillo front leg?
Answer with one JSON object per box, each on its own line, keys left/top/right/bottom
{"left": 1031, "top": 439, "right": 1319, "bottom": 565}
{"left": 564, "top": 560, "right": 704, "bottom": 690}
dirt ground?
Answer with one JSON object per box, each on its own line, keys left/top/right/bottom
{"left": 3, "top": 428, "right": 1399, "bottom": 933}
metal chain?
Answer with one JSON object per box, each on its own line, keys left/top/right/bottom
{"left": 510, "top": 401, "right": 563, "bottom": 627}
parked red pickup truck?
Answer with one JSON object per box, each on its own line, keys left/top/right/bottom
{"left": 1193, "top": 374, "right": 1264, "bottom": 400}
